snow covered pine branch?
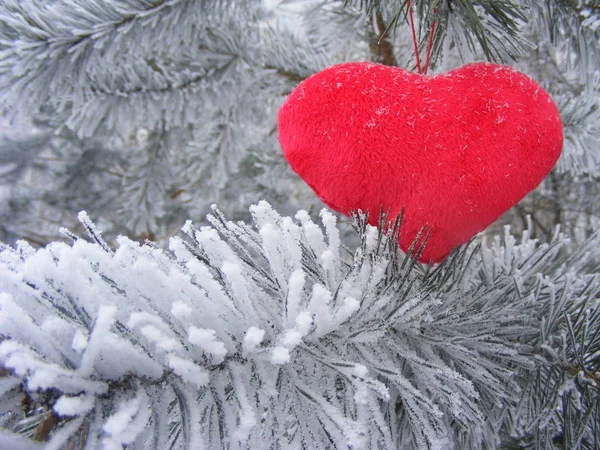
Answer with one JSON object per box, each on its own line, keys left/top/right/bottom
{"left": 0, "top": 202, "right": 599, "bottom": 449}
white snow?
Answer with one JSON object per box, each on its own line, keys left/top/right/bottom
{"left": 242, "top": 326, "right": 265, "bottom": 355}
{"left": 54, "top": 394, "right": 95, "bottom": 416}
{"left": 294, "top": 311, "right": 313, "bottom": 335}
{"left": 281, "top": 329, "right": 303, "bottom": 347}
{"left": 171, "top": 301, "right": 193, "bottom": 321}
{"left": 102, "top": 388, "right": 151, "bottom": 445}
{"left": 353, "top": 363, "right": 369, "bottom": 378}
{"left": 286, "top": 269, "right": 305, "bottom": 326}
{"left": 187, "top": 327, "right": 227, "bottom": 364}
{"left": 71, "top": 330, "right": 88, "bottom": 353}
{"left": 168, "top": 355, "right": 209, "bottom": 388}
{"left": 270, "top": 346, "right": 290, "bottom": 365}
{"left": 140, "top": 325, "right": 182, "bottom": 353}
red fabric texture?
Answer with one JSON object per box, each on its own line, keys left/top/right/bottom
{"left": 278, "top": 62, "right": 563, "bottom": 263}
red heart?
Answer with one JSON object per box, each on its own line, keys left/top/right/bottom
{"left": 278, "top": 62, "right": 563, "bottom": 263}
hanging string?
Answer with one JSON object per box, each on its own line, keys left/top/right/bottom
{"left": 423, "top": 12, "right": 436, "bottom": 75}
{"left": 407, "top": 1, "right": 437, "bottom": 75}
{"left": 407, "top": 0, "right": 422, "bottom": 74}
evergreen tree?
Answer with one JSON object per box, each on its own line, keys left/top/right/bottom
{"left": 0, "top": 1, "right": 599, "bottom": 448}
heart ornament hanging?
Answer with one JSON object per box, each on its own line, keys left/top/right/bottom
{"left": 277, "top": 62, "right": 563, "bottom": 263}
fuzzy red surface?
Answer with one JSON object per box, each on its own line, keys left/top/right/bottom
{"left": 278, "top": 62, "right": 563, "bottom": 263}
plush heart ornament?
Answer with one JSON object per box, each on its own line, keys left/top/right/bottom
{"left": 278, "top": 62, "right": 563, "bottom": 263}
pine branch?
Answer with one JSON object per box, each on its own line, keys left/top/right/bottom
{"left": 1, "top": 203, "right": 598, "bottom": 448}
{"left": 0, "top": 0, "right": 191, "bottom": 98}
{"left": 372, "top": 9, "right": 398, "bottom": 66}
{"left": 348, "top": 0, "right": 529, "bottom": 63}
{"left": 1, "top": 2, "right": 600, "bottom": 447}
{"left": 535, "top": 0, "right": 600, "bottom": 77}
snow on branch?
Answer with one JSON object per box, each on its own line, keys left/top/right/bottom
{"left": 556, "top": 92, "right": 600, "bottom": 176}
{"left": 0, "top": 202, "right": 598, "bottom": 448}
{"left": 0, "top": 0, "right": 281, "bottom": 138}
